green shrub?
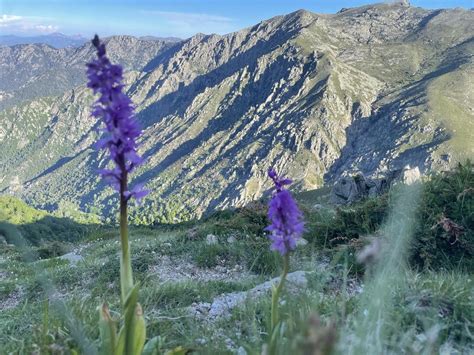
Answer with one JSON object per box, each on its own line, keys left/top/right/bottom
{"left": 95, "top": 256, "right": 120, "bottom": 286}
{"left": 411, "top": 161, "right": 474, "bottom": 270}
{"left": 196, "top": 200, "right": 268, "bottom": 239}
{"left": 303, "top": 193, "right": 389, "bottom": 248}
{"left": 303, "top": 161, "right": 473, "bottom": 271}
{"left": 0, "top": 196, "right": 98, "bottom": 246}
{"left": 34, "top": 241, "right": 70, "bottom": 259}
{"left": 193, "top": 243, "right": 228, "bottom": 268}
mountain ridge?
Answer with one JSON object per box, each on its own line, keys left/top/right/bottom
{"left": 0, "top": 3, "right": 473, "bottom": 222}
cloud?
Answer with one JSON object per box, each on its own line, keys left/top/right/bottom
{"left": 0, "top": 14, "right": 23, "bottom": 24}
{"left": 147, "top": 11, "right": 233, "bottom": 24}
{"left": 0, "top": 14, "right": 59, "bottom": 34}
{"left": 33, "top": 24, "right": 59, "bottom": 33}
{"left": 140, "top": 10, "right": 236, "bottom": 37}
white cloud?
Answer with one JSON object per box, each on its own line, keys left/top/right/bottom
{"left": 34, "top": 24, "right": 59, "bottom": 33}
{"left": 0, "top": 14, "right": 23, "bottom": 24}
{"left": 140, "top": 10, "right": 236, "bottom": 37}
{"left": 147, "top": 11, "right": 233, "bottom": 24}
{"left": 0, "top": 14, "right": 59, "bottom": 34}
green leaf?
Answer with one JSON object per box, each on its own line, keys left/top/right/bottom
{"left": 116, "top": 325, "right": 125, "bottom": 355}
{"left": 165, "top": 346, "right": 189, "bottom": 355}
{"left": 98, "top": 303, "right": 117, "bottom": 355}
{"left": 130, "top": 303, "right": 146, "bottom": 355}
{"left": 142, "top": 336, "right": 162, "bottom": 355}
{"left": 118, "top": 283, "right": 146, "bottom": 355}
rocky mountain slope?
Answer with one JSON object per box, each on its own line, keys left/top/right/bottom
{"left": 1, "top": 2, "right": 473, "bottom": 222}
{"left": 0, "top": 36, "right": 178, "bottom": 110}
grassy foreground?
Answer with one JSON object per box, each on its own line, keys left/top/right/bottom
{"left": 0, "top": 163, "right": 473, "bottom": 354}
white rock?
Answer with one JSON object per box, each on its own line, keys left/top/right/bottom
{"left": 401, "top": 166, "right": 421, "bottom": 185}
{"left": 59, "top": 252, "right": 83, "bottom": 265}
{"left": 297, "top": 238, "right": 308, "bottom": 247}
{"left": 206, "top": 234, "right": 218, "bottom": 245}
{"left": 189, "top": 271, "right": 307, "bottom": 320}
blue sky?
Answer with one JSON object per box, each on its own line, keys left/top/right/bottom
{"left": 1, "top": 0, "right": 472, "bottom": 38}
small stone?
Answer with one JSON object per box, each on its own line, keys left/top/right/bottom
{"left": 215, "top": 265, "right": 226, "bottom": 273}
{"left": 297, "top": 238, "right": 308, "bottom": 247}
{"left": 233, "top": 264, "right": 243, "bottom": 272}
{"left": 206, "top": 234, "right": 218, "bottom": 245}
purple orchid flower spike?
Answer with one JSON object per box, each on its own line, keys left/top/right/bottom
{"left": 87, "top": 34, "right": 148, "bottom": 202}
{"left": 265, "top": 169, "right": 305, "bottom": 255}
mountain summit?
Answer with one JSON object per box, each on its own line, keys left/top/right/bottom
{"left": 1, "top": 3, "right": 473, "bottom": 222}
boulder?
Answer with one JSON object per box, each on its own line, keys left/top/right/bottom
{"left": 330, "top": 166, "right": 420, "bottom": 205}
{"left": 330, "top": 175, "right": 360, "bottom": 205}
{"left": 401, "top": 166, "right": 421, "bottom": 185}
{"left": 330, "top": 173, "right": 389, "bottom": 205}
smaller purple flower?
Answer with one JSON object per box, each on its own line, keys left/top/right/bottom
{"left": 265, "top": 169, "right": 304, "bottom": 255}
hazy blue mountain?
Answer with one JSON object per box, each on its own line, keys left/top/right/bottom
{"left": 0, "top": 33, "right": 88, "bottom": 48}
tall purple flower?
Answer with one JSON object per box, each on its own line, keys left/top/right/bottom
{"left": 265, "top": 169, "right": 304, "bottom": 255}
{"left": 86, "top": 35, "right": 148, "bottom": 202}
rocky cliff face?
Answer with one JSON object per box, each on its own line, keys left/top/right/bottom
{"left": 1, "top": 3, "right": 473, "bottom": 222}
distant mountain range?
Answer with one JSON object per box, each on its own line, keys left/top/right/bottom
{"left": 0, "top": 33, "right": 88, "bottom": 48}
{"left": 0, "top": 2, "right": 473, "bottom": 222}
{"left": 0, "top": 33, "right": 181, "bottom": 49}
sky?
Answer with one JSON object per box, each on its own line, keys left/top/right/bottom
{"left": 0, "top": 0, "right": 473, "bottom": 38}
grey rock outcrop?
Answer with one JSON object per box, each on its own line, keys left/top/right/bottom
{"left": 330, "top": 173, "right": 390, "bottom": 205}
{"left": 330, "top": 166, "right": 421, "bottom": 204}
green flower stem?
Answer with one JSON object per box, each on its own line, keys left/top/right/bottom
{"left": 119, "top": 169, "right": 134, "bottom": 304}
{"left": 271, "top": 253, "right": 290, "bottom": 332}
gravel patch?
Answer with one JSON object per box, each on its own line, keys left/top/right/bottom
{"left": 149, "top": 255, "right": 257, "bottom": 283}
{"left": 1, "top": 287, "right": 25, "bottom": 311}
